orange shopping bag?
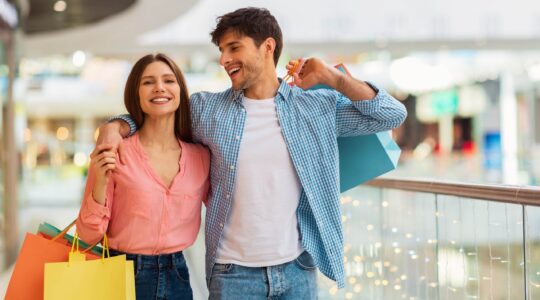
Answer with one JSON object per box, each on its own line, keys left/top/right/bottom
{"left": 5, "top": 221, "right": 99, "bottom": 300}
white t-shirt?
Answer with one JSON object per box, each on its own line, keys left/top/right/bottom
{"left": 215, "top": 96, "right": 304, "bottom": 266}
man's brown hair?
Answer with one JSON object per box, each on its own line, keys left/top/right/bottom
{"left": 210, "top": 7, "right": 283, "bottom": 66}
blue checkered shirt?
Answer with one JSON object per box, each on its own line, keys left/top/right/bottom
{"left": 189, "top": 79, "right": 407, "bottom": 288}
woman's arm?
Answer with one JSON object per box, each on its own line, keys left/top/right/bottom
{"left": 76, "top": 145, "right": 116, "bottom": 245}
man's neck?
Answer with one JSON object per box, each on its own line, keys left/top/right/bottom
{"left": 243, "top": 73, "right": 280, "bottom": 99}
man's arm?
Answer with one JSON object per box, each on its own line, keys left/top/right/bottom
{"left": 287, "top": 58, "right": 407, "bottom": 136}
{"left": 92, "top": 116, "right": 134, "bottom": 163}
{"left": 287, "top": 58, "right": 376, "bottom": 101}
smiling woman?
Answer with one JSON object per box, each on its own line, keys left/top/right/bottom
{"left": 76, "top": 53, "right": 210, "bottom": 300}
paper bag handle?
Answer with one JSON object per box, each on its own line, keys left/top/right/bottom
{"left": 52, "top": 219, "right": 101, "bottom": 253}
{"left": 70, "top": 232, "right": 110, "bottom": 263}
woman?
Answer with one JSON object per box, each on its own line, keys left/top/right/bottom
{"left": 76, "top": 53, "right": 209, "bottom": 300}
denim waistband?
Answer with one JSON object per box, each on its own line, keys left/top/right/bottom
{"left": 108, "top": 249, "right": 185, "bottom": 268}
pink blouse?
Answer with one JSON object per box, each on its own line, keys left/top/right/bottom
{"left": 76, "top": 133, "right": 210, "bottom": 255}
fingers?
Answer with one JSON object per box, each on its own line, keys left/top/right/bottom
{"left": 92, "top": 152, "right": 117, "bottom": 177}
{"left": 92, "top": 150, "right": 116, "bottom": 166}
{"left": 98, "top": 156, "right": 116, "bottom": 166}
{"left": 292, "top": 72, "right": 302, "bottom": 86}
{"left": 90, "top": 144, "right": 114, "bottom": 159}
{"left": 294, "top": 72, "right": 319, "bottom": 90}
{"left": 286, "top": 58, "right": 305, "bottom": 73}
{"left": 94, "top": 151, "right": 116, "bottom": 162}
{"left": 285, "top": 59, "right": 299, "bottom": 70}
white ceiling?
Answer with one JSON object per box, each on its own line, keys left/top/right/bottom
{"left": 21, "top": 0, "right": 540, "bottom": 58}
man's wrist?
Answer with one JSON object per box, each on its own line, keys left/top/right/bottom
{"left": 326, "top": 69, "right": 346, "bottom": 91}
{"left": 106, "top": 114, "right": 136, "bottom": 137}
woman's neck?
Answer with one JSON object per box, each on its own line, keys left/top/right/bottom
{"left": 138, "top": 114, "right": 179, "bottom": 150}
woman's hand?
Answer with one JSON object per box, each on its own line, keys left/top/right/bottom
{"left": 90, "top": 144, "right": 117, "bottom": 205}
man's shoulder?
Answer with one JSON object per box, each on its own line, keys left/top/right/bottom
{"left": 286, "top": 85, "right": 339, "bottom": 107}
{"left": 191, "top": 88, "right": 234, "bottom": 102}
{"left": 288, "top": 85, "right": 337, "bottom": 98}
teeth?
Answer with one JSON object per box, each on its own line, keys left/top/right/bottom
{"left": 228, "top": 67, "right": 240, "bottom": 75}
{"left": 151, "top": 97, "right": 170, "bottom": 103}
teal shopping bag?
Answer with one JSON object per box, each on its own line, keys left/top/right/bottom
{"left": 337, "top": 132, "right": 400, "bottom": 192}
{"left": 38, "top": 222, "right": 103, "bottom": 256}
{"left": 307, "top": 63, "right": 402, "bottom": 192}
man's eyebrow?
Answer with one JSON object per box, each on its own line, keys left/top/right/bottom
{"left": 219, "top": 41, "right": 241, "bottom": 51}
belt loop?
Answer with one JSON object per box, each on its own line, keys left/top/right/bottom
{"left": 136, "top": 255, "right": 143, "bottom": 272}
{"left": 172, "top": 251, "right": 182, "bottom": 268}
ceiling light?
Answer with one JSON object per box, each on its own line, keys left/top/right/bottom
{"left": 72, "top": 51, "right": 86, "bottom": 67}
{"left": 54, "top": 1, "right": 67, "bottom": 12}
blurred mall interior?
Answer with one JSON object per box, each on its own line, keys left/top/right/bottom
{"left": 1, "top": 0, "right": 540, "bottom": 299}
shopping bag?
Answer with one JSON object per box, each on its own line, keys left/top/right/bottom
{"left": 38, "top": 221, "right": 103, "bottom": 256}
{"left": 289, "top": 62, "right": 402, "bottom": 192}
{"left": 5, "top": 222, "right": 99, "bottom": 300}
{"left": 44, "top": 234, "right": 136, "bottom": 300}
{"left": 337, "top": 131, "right": 401, "bottom": 192}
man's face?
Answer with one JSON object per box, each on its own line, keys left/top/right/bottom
{"left": 218, "top": 31, "right": 266, "bottom": 91}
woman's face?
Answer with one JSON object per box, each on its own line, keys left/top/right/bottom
{"left": 138, "top": 61, "right": 181, "bottom": 117}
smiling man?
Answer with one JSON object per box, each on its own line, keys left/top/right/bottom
{"left": 98, "top": 7, "right": 407, "bottom": 299}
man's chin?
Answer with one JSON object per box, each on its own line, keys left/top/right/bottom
{"left": 231, "top": 81, "right": 245, "bottom": 91}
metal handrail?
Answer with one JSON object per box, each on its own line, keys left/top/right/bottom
{"left": 365, "top": 178, "right": 540, "bottom": 206}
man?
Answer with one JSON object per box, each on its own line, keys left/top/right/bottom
{"left": 98, "top": 7, "right": 407, "bottom": 299}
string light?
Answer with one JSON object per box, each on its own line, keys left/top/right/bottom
{"left": 319, "top": 186, "right": 528, "bottom": 299}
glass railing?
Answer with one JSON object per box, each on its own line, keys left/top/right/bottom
{"left": 318, "top": 178, "right": 540, "bottom": 300}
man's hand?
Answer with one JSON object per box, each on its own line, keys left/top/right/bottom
{"left": 92, "top": 121, "right": 128, "bottom": 164}
{"left": 286, "top": 58, "right": 341, "bottom": 90}
{"left": 286, "top": 57, "right": 376, "bottom": 100}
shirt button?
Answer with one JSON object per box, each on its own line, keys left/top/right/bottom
{"left": 226, "top": 194, "right": 230, "bottom": 199}
{"left": 235, "top": 135, "right": 240, "bottom": 140}
{"left": 219, "top": 223, "right": 224, "bottom": 228}
{"left": 230, "top": 165, "right": 235, "bottom": 170}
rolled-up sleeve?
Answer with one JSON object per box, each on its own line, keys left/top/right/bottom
{"left": 336, "top": 82, "right": 407, "bottom": 137}
{"left": 76, "top": 167, "right": 114, "bottom": 245}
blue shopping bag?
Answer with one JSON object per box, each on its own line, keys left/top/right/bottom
{"left": 308, "top": 63, "right": 402, "bottom": 192}
{"left": 337, "top": 132, "right": 400, "bottom": 192}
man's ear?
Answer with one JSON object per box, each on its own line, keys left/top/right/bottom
{"left": 263, "top": 37, "right": 276, "bottom": 58}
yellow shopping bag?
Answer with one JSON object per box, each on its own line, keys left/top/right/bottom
{"left": 44, "top": 234, "right": 135, "bottom": 300}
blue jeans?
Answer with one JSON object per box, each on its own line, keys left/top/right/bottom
{"left": 109, "top": 249, "right": 193, "bottom": 300}
{"left": 209, "top": 251, "right": 318, "bottom": 300}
